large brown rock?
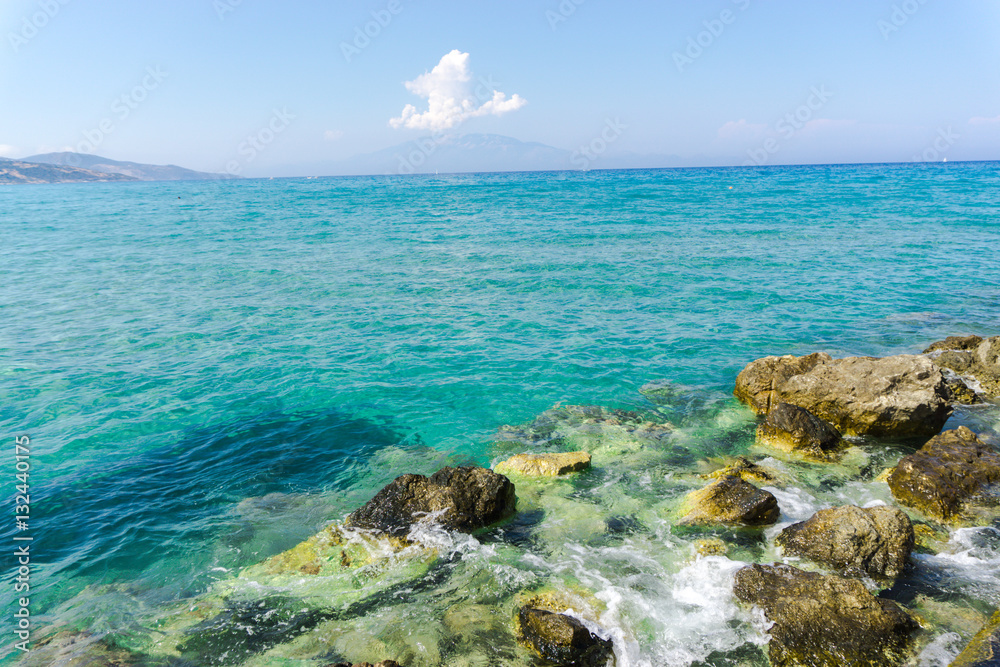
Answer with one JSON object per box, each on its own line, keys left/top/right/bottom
{"left": 950, "top": 610, "right": 1000, "bottom": 667}
{"left": 679, "top": 475, "right": 780, "bottom": 526}
{"left": 517, "top": 607, "right": 613, "bottom": 667}
{"left": 346, "top": 467, "right": 516, "bottom": 536}
{"left": 756, "top": 402, "right": 843, "bottom": 459}
{"left": 887, "top": 427, "right": 1000, "bottom": 524}
{"left": 734, "top": 352, "right": 832, "bottom": 415}
{"left": 928, "top": 335, "right": 1000, "bottom": 397}
{"left": 736, "top": 353, "right": 952, "bottom": 438}
{"left": 733, "top": 563, "right": 917, "bottom": 667}
{"left": 776, "top": 505, "right": 914, "bottom": 578}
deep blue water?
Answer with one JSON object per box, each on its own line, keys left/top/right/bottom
{"left": 1, "top": 162, "right": 999, "bottom": 665}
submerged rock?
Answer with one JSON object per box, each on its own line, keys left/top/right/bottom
{"left": 755, "top": 402, "right": 843, "bottom": 460}
{"left": 951, "top": 610, "right": 1000, "bottom": 667}
{"left": 733, "top": 563, "right": 917, "bottom": 667}
{"left": 776, "top": 505, "right": 914, "bottom": 579}
{"left": 735, "top": 353, "right": 951, "bottom": 438}
{"left": 325, "top": 662, "right": 401, "bottom": 667}
{"left": 734, "top": 352, "right": 832, "bottom": 415}
{"left": 679, "top": 475, "right": 780, "bottom": 526}
{"left": 887, "top": 427, "right": 1000, "bottom": 524}
{"left": 517, "top": 606, "right": 614, "bottom": 667}
{"left": 495, "top": 451, "right": 591, "bottom": 477}
{"left": 346, "top": 466, "right": 516, "bottom": 536}
{"left": 926, "top": 335, "right": 1000, "bottom": 397}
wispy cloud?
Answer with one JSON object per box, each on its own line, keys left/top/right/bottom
{"left": 969, "top": 115, "right": 1000, "bottom": 126}
{"left": 389, "top": 50, "right": 526, "bottom": 131}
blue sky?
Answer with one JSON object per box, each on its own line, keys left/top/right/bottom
{"left": 1, "top": 0, "right": 999, "bottom": 176}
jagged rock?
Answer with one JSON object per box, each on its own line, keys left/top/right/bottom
{"left": 736, "top": 353, "right": 951, "bottom": 438}
{"left": 679, "top": 475, "right": 779, "bottom": 526}
{"left": 950, "top": 610, "right": 1000, "bottom": 667}
{"left": 734, "top": 352, "right": 832, "bottom": 414}
{"left": 517, "top": 607, "right": 613, "bottom": 667}
{"left": 777, "top": 505, "right": 914, "bottom": 578}
{"left": 702, "top": 456, "right": 779, "bottom": 484}
{"left": 346, "top": 467, "right": 516, "bottom": 536}
{"left": 495, "top": 451, "right": 591, "bottom": 477}
{"left": 924, "top": 335, "right": 984, "bottom": 354}
{"left": 733, "top": 563, "right": 917, "bottom": 667}
{"left": 887, "top": 427, "right": 1000, "bottom": 524}
{"left": 756, "top": 402, "right": 842, "bottom": 459}
{"left": 928, "top": 335, "right": 1000, "bottom": 397}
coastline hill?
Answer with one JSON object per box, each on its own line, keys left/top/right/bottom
{"left": 19, "top": 152, "right": 233, "bottom": 182}
{"left": 0, "top": 157, "right": 137, "bottom": 184}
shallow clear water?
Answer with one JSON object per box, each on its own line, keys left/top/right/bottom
{"left": 2, "top": 162, "right": 999, "bottom": 665}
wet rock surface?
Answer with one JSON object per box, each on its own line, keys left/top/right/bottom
{"left": 679, "top": 475, "right": 780, "bottom": 526}
{"left": 346, "top": 466, "right": 517, "bottom": 536}
{"left": 326, "top": 662, "right": 402, "bottom": 667}
{"left": 495, "top": 451, "right": 592, "bottom": 477}
{"left": 755, "top": 402, "right": 842, "bottom": 459}
{"left": 736, "top": 353, "right": 952, "bottom": 438}
{"left": 517, "top": 606, "right": 614, "bottom": 667}
{"left": 950, "top": 610, "right": 1000, "bottom": 667}
{"left": 733, "top": 563, "right": 917, "bottom": 667}
{"left": 702, "top": 456, "right": 779, "bottom": 484}
{"left": 927, "top": 335, "right": 1000, "bottom": 397}
{"left": 777, "top": 505, "right": 914, "bottom": 578}
{"left": 887, "top": 427, "right": 1000, "bottom": 524}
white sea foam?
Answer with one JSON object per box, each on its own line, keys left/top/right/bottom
{"left": 914, "top": 526, "right": 1000, "bottom": 605}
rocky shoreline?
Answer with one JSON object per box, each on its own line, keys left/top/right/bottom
{"left": 19, "top": 335, "right": 1000, "bottom": 667}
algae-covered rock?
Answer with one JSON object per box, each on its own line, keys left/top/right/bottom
{"left": 755, "top": 402, "right": 843, "bottom": 460}
{"left": 517, "top": 607, "right": 614, "bottom": 667}
{"left": 495, "top": 451, "right": 591, "bottom": 477}
{"left": 951, "top": 610, "right": 1000, "bottom": 667}
{"left": 679, "top": 475, "right": 780, "bottom": 527}
{"left": 733, "top": 563, "right": 917, "bottom": 667}
{"left": 702, "top": 456, "right": 780, "bottom": 485}
{"left": 346, "top": 466, "right": 516, "bottom": 537}
{"left": 776, "top": 505, "right": 914, "bottom": 579}
{"left": 326, "top": 661, "right": 402, "bottom": 667}
{"left": 734, "top": 352, "right": 832, "bottom": 415}
{"left": 887, "top": 427, "right": 1000, "bottom": 524}
{"left": 924, "top": 335, "right": 985, "bottom": 354}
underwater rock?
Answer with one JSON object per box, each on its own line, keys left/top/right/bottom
{"left": 517, "top": 606, "right": 614, "bottom": 667}
{"left": 887, "top": 427, "right": 1000, "bottom": 524}
{"left": 927, "top": 335, "right": 1000, "bottom": 397}
{"left": 733, "top": 563, "right": 917, "bottom": 667}
{"left": 13, "top": 630, "right": 139, "bottom": 666}
{"left": 755, "top": 402, "right": 842, "bottom": 460}
{"left": 346, "top": 466, "right": 516, "bottom": 537}
{"left": 950, "top": 610, "right": 1000, "bottom": 667}
{"left": 734, "top": 352, "right": 832, "bottom": 415}
{"left": 776, "top": 505, "right": 914, "bottom": 579}
{"left": 679, "top": 475, "right": 780, "bottom": 526}
{"left": 702, "top": 456, "right": 780, "bottom": 485}
{"left": 495, "top": 451, "right": 591, "bottom": 477}
{"left": 325, "top": 662, "right": 401, "bottom": 667}
{"left": 737, "top": 353, "right": 951, "bottom": 438}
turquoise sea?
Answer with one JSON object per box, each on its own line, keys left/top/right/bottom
{"left": 2, "top": 162, "right": 1000, "bottom": 666}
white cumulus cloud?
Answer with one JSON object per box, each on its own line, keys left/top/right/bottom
{"left": 389, "top": 50, "right": 526, "bottom": 131}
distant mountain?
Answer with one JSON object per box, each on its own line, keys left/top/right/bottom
{"left": 0, "top": 157, "right": 138, "bottom": 184}
{"left": 282, "top": 133, "right": 685, "bottom": 177}
{"left": 20, "top": 152, "right": 233, "bottom": 181}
